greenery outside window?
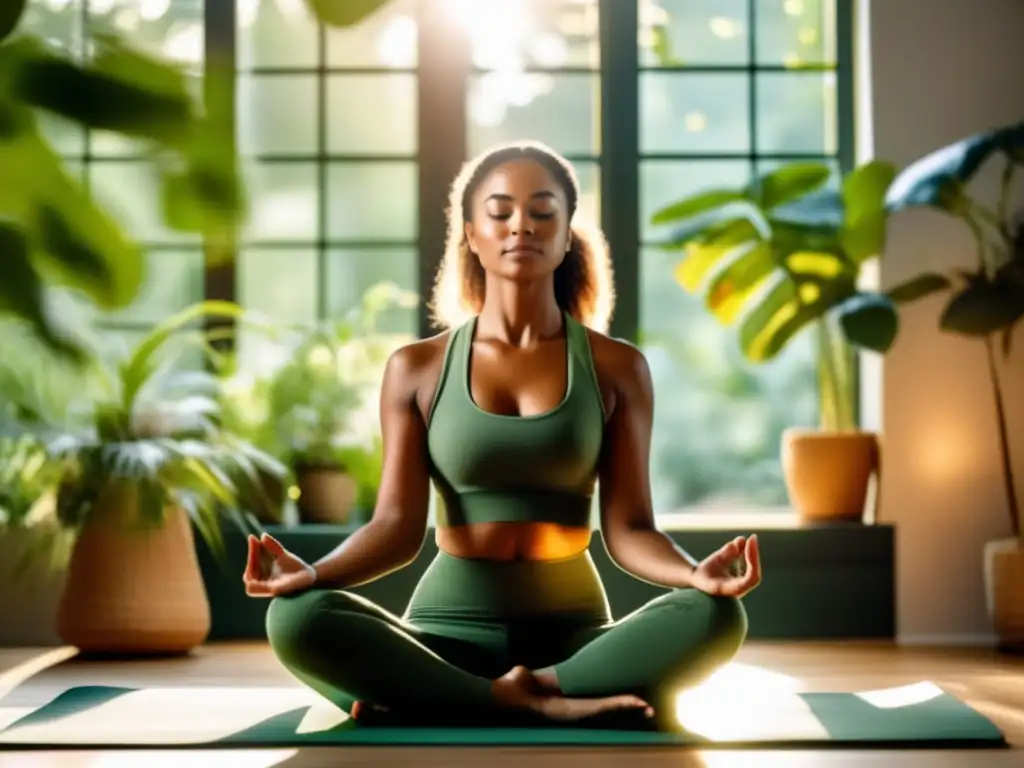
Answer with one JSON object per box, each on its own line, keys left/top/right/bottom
{"left": 24, "top": 0, "right": 853, "bottom": 519}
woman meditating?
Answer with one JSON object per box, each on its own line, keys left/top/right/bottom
{"left": 242, "top": 140, "right": 761, "bottom": 728}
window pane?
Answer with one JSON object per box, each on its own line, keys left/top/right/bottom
{"left": 326, "top": 163, "right": 417, "bottom": 241}
{"left": 640, "top": 160, "right": 750, "bottom": 242}
{"left": 467, "top": 73, "right": 599, "bottom": 157}
{"left": 241, "top": 163, "right": 319, "bottom": 243}
{"left": 326, "top": 248, "right": 418, "bottom": 334}
{"left": 640, "top": 0, "right": 748, "bottom": 67}
{"left": 39, "top": 114, "right": 85, "bottom": 158}
{"left": 86, "top": 0, "right": 204, "bottom": 65}
{"left": 238, "top": 0, "right": 319, "bottom": 69}
{"left": 22, "top": 0, "right": 85, "bottom": 57}
{"left": 238, "top": 248, "right": 318, "bottom": 325}
{"left": 573, "top": 161, "right": 601, "bottom": 229}
{"left": 639, "top": 247, "right": 818, "bottom": 512}
{"left": 237, "top": 248, "right": 318, "bottom": 375}
{"left": 756, "top": 0, "right": 837, "bottom": 66}
{"left": 104, "top": 249, "right": 205, "bottom": 324}
{"left": 640, "top": 73, "right": 750, "bottom": 154}
{"left": 238, "top": 75, "right": 318, "bottom": 156}
{"left": 465, "top": 0, "right": 600, "bottom": 70}
{"left": 327, "top": 75, "right": 417, "bottom": 155}
{"left": 756, "top": 72, "right": 836, "bottom": 153}
{"left": 326, "top": 0, "right": 419, "bottom": 68}
{"left": 89, "top": 161, "right": 199, "bottom": 244}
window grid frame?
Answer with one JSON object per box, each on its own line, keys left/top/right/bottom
{"left": 67, "top": 0, "right": 857, "bottom": 424}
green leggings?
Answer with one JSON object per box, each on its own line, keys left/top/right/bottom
{"left": 266, "top": 551, "right": 747, "bottom": 722}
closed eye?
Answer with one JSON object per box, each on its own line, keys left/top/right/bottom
{"left": 488, "top": 211, "right": 556, "bottom": 220}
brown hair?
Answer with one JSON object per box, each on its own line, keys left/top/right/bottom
{"left": 428, "top": 140, "right": 615, "bottom": 333}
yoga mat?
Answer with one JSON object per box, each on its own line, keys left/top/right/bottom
{"left": 0, "top": 681, "right": 1006, "bottom": 749}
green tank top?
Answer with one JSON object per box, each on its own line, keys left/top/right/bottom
{"left": 426, "top": 312, "right": 606, "bottom": 529}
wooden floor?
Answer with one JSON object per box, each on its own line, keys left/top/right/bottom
{"left": 0, "top": 641, "right": 1022, "bottom": 767}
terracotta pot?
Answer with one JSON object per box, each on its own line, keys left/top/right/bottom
{"left": 295, "top": 466, "right": 357, "bottom": 524}
{"left": 56, "top": 485, "right": 211, "bottom": 655}
{"left": 781, "top": 428, "right": 880, "bottom": 523}
{"left": 984, "top": 538, "right": 1024, "bottom": 652}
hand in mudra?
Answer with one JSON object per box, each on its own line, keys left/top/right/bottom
{"left": 690, "top": 534, "right": 762, "bottom": 599}
{"left": 243, "top": 533, "right": 316, "bottom": 598}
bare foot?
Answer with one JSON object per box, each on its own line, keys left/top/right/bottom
{"left": 350, "top": 700, "right": 390, "bottom": 724}
{"left": 492, "top": 666, "right": 654, "bottom": 723}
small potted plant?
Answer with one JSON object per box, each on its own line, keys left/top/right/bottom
{"left": 650, "top": 160, "right": 898, "bottom": 522}
{"left": 4, "top": 300, "right": 285, "bottom": 655}
{"left": 265, "top": 281, "right": 417, "bottom": 525}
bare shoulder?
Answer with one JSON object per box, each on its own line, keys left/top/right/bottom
{"left": 583, "top": 328, "right": 654, "bottom": 407}
{"left": 387, "top": 331, "right": 450, "bottom": 377}
{"left": 385, "top": 330, "right": 455, "bottom": 417}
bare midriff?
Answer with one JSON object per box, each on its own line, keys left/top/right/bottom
{"left": 437, "top": 521, "right": 592, "bottom": 561}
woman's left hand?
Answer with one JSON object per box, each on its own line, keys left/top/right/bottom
{"left": 690, "top": 534, "right": 762, "bottom": 598}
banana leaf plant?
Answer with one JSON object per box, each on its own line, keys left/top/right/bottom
{"left": 4, "top": 300, "right": 287, "bottom": 575}
{"left": 649, "top": 160, "right": 898, "bottom": 430}
{"left": 883, "top": 121, "right": 1024, "bottom": 538}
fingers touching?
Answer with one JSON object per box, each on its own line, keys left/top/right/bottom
{"left": 245, "top": 535, "right": 261, "bottom": 581}
{"left": 261, "top": 532, "right": 286, "bottom": 558}
{"left": 744, "top": 534, "right": 761, "bottom": 586}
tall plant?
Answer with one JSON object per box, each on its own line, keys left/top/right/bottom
{"left": 650, "top": 160, "right": 898, "bottom": 431}
{"left": 884, "top": 122, "right": 1024, "bottom": 538}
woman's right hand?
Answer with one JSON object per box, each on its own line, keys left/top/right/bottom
{"left": 243, "top": 532, "right": 317, "bottom": 598}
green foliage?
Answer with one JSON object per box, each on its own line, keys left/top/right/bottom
{"left": 650, "top": 160, "right": 898, "bottom": 430}
{"left": 218, "top": 282, "right": 418, "bottom": 513}
{"left": 305, "top": 0, "right": 393, "bottom": 28}
{"left": 0, "top": 0, "right": 26, "bottom": 44}
{"left": 883, "top": 121, "right": 1024, "bottom": 539}
{"left": 885, "top": 121, "right": 1024, "bottom": 351}
{"left": 0, "top": 25, "right": 243, "bottom": 358}
{"left": 1, "top": 301, "right": 287, "bottom": 572}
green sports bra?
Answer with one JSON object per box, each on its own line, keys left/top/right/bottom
{"left": 426, "top": 312, "right": 606, "bottom": 529}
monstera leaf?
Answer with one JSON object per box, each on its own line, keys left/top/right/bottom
{"left": 651, "top": 160, "right": 899, "bottom": 362}
{"left": 885, "top": 121, "right": 1024, "bottom": 212}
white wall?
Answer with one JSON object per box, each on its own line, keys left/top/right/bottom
{"left": 866, "top": 0, "right": 1024, "bottom": 643}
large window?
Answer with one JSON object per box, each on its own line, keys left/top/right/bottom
{"left": 235, "top": 0, "right": 421, "bottom": 374}
{"left": 30, "top": 0, "right": 852, "bottom": 516}
{"left": 637, "top": 0, "right": 848, "bottom": 513}
{"left": 25, "top": 0, "right": 208, "bottom": 364}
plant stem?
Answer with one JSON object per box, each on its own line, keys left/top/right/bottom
{"left": 997, "top": 157, "right": 1016, "bottom": 240}
{"left": 818, "top": 317, "right": 852, "bottom": 431}
{"left": 984, "top": 334, "right": 1020, "bottom": 539}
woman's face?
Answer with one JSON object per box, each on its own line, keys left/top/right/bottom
{"left": 465, "top": 158, "right": 571, "bottom": 283}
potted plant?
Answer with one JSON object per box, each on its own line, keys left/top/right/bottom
{"left": 883, "top": 121, "right": 1024, "bottom": 650}
{"left": 260, "top": 281, "right": 417, "bottom": 525}
{"left": 4, "top": 300, "right": 285, "bottom": 655}
{"left": 650, "top": 160, "right": 898, "bottom": 522}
